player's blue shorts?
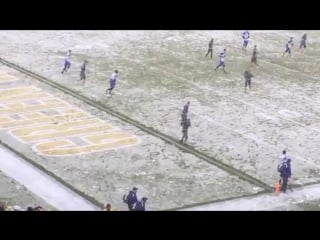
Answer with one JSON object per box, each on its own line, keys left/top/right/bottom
{"left": 217, "top": 61, "right": 225, "bottom": 67}
{"left": 243, "top": 40, "right": 249, "bottom": 47}
{"left": 109, "top": 79, "right": 116, "bottom": 89}
{"left": 64, "top": 60, "right": 71, "bottom": 69}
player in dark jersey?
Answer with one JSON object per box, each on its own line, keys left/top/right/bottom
{"left": 180, "top": 118, "right": 191, "bottom": 144}
{"left": 205, "top": 38, "right": 214, "bottom": 59}
{"left": 251, "top": 45, "right": 259, "bottom": 67}
{"left": 79, "top": 60, "right": 88, "bottom": 83}
{"left": 181, "top": 101, "right": 190, "bottom": 125}
{"left": 244, "top": 70, "right": 254, "bottom": 91}
{"left": 299, "top": 33, "right": 307, "bottom": 52}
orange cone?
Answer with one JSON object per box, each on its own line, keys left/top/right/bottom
{"left": 274, "top": 180, "right": 281, "bottom": 195}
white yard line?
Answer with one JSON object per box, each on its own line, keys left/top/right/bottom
{"left": 196, "top": 113, "right": 320, "bottom": 169}
{"left": 185, "top": 79, "right": 320, "bottom": 168}
{"left": 190, "top": 78, "right": 320, "bottom": 134}
{"left": 0, "top": 145, "right": 99, "bottom": 211}
{"left": 192, "top": 79, "right": 320, "bottom": 133}
{"left": 228, "top": 95, "right": 320, "bottom": 131}
{"left": 180, "top": 183, "right": 320, "bottom": 211}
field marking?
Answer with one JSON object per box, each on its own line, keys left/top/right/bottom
{"left": 0, "top": 84, "right": 141, "bottom": 156}
{"left": 0, "top": 92, "right": 51, "bottom": 102}
{"left": 32, "top": 135, "right": 141, "bottom": 157}
{"left": 0, "top": 109, "right": 89, "bottom": 129}
{"left": 0, "top": 71, "right": 19, "bottom": 81}
{"left": 163, "top": 55, "right": 320, "bottom": 170}
{"left": 0, "top": 93, "right": 70, "bottom": 115}
{"left": 9, "top": 125, "right": 115, "bottom": 143}
{"left": 196, "top": 113, "right": 320, "bottom": 169}
{"left": 189, "top": 79, "right": 320, "bottom": 134}
{"left": 188, "top": 64, "right": 320, "bottom": 128}
{"left": 0, "top": 86, "right": 40, "bottom": 97}
{"left": 228, "top": 95, "right": 320, "bottom": 133}
{"left": 166, "top": 80, "right": 320, "bottom": 170}
{"left": 180, "top": 182, "right": 320, "bottom": 211}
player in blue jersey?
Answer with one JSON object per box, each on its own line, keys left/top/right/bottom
{"left": 61, "top": 50, "right": 72, "bottom": 74}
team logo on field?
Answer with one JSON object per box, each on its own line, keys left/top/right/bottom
{"left": 0, "top": 83, "right": 140, "bottom": 156}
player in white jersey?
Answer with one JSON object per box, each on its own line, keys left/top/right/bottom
{"left": 214, "top": 49, "right": 227, "bottom": 73}
{"left": 282, "top": 37, "right": 293, "bottom": 57}
{"left": 106, "top": 70, "right": 118, "bottom": 95}
{"left": 242, "top": 31, "right": 250, "bottom": 53}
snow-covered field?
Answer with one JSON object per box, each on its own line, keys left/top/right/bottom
{"left": 1, "top": 30, "right": 320, "bottom": 210}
